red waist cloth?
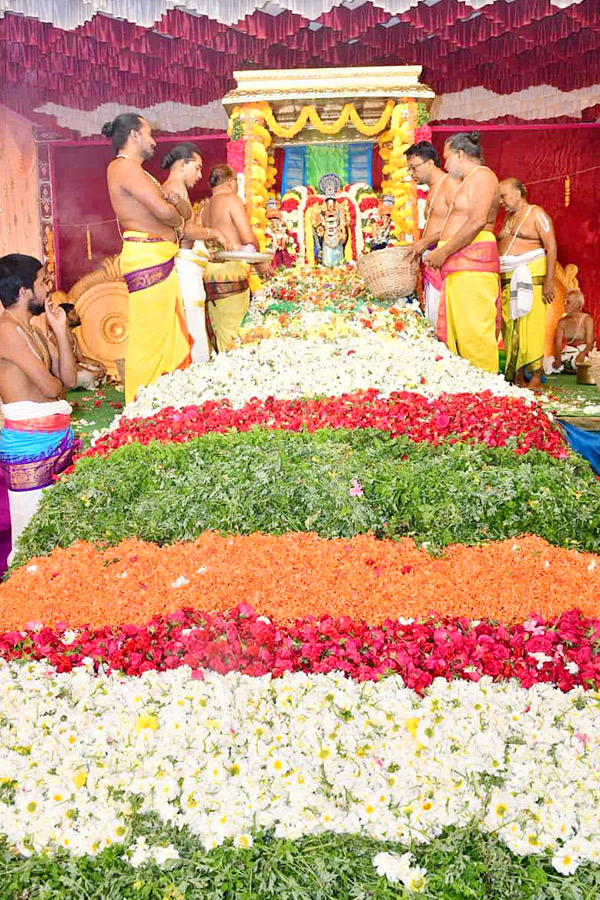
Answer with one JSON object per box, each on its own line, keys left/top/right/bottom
{"left": 422, "top": 263, "right": 443, "bottom": 292}
{"left": 436, "top": 239, "right": 501, "bottom": 344}
{"left": 4, "top": 414, "right": 71, "bottom": 432}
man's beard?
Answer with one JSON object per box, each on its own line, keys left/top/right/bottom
{"left": 141, "top": 145, "right": 155, "bottom": 161}
{"left": 27, "top": 296, "right": 45, "bottom": 316}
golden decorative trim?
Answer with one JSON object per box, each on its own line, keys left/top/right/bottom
{"left": 223, "top": 65, "right": 434, "bottom": 109}
{"left": 50, "top": 254, "right": 129, "bottom": 378}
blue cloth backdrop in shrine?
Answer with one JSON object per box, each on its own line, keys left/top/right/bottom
{"left": 348, "top": 143, "right": 372, "bottom": 185}
{"left": 281, "top": 143, "right": 372, "bottom": 193}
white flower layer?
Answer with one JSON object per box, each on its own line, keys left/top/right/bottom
{"left": 123, "top": 333, "right": 532, "bottom": 420}
{"left": 1, "top": 662, "right": 598, "bottom": 874}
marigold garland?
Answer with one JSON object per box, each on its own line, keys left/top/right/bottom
{"left": 2, "top": 534, "right": 598, "bottom": 632}
{"left": 252, "top": 100, "right": 396, "bottom": 140}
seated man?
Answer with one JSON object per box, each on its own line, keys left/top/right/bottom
{"left": 0, "top": 254, "right": 77, "bottom": 561}
{"left": 57, "top": 303, "right": 106, "bottom": 389}
{"left": 551, "top": 290, "right": 596, "bottom": 372}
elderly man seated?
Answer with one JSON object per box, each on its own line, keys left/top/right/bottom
{"left": 56, "top": 303, "right": 107, "bottom": 389}
{"left": 548, "top": 290, "right": 596, "bottom": 373}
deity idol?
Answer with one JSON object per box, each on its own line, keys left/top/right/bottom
{"left": 314, "top": 197, "right": 349, "bottom": 268}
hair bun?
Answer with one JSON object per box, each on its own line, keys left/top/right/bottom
{"left": 160, "top": 152, "right": 174, "bottom": 170}
{"left": 468, "top": 131, "right": 481, "bottom": 145}
{"left": 101, "top": 121, "right": 115, "bottom": 138}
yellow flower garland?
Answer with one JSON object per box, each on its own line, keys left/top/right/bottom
{"left": 255, "top": 100, "right": 395, "bottom": 140}
{"left": 377, "top": 100, "right": 418, "bottom": 243}
{"left": 228, "top": 97, "right": 420, "bottom": 254}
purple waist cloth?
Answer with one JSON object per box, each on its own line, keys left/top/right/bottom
{"left": 0, "top": 429, "right": 78, "bottom": 492}
{"left": 123, "top": 258, "right": 175, "bottom": 293}
{"left": 0, "top": 469, "right": 9, "bottom": 578}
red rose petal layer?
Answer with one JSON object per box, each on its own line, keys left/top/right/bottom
{"left": 2, "top": 607, "right": 598, "bottom": 694}
{"left": 80, "top": 391, "right": 567, "bottom": 463}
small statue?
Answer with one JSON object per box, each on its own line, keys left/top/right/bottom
{"left": 310, "top": 173, "right": 348, "bottom": 268}
{"left": 266, "top": 199, "right": 294, "bottom": 268}
{"left": 371, "top": 195, "right": 395, "bottom": 250}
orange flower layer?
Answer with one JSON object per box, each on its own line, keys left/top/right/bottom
{"left": 2, "top": 533, "right": 599, "bottom": 631}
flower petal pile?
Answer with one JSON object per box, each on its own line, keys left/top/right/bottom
{"left": 123, "top": 332, "right": 531, "bottom": 420}
{"left": 2, "top": 534, "right": 599, "bottom": 630}
{"left": 3, "top": 666, "right": 600, "bottom": 870}
{"left": 83, "top": 391, "right": 568, "bottom": 462}
{"left": 14, "top": 431, "right": 600, "bottom": 565}
{"left": 1, "top": 606, "right": 599, "bottom": 692}
{"left": 2, "top": 265, "right": 599, "bottom": 895}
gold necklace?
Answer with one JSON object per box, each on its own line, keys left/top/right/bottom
{"left": 5, "top": 309, "right": 51, "bottom": 368}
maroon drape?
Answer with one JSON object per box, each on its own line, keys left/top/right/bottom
{"left": 53, "top": 136, "right": 227, "bottom": 290}
{"left": 432, "top": 126, "right": 600, "bottom": 341}
{"left": 2, "top": 1, "right": 600, "bottom": 118}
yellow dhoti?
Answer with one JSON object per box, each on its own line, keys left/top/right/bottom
{"left": 204, "top": 261, "right": 250, "bottom": 353}
{"left": 500, "top": 252, "right": 547, "bottom": 381}
{"left": 120, "top": 232, "right": 192, "bottom": 405}
{"left": 436, "top": 230, "right": 500, "bottom": 375}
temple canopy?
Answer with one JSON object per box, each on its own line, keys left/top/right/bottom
{"left": 0, "top": 0, "right": 599, "bottom": 135}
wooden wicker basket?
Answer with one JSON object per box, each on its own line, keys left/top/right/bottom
{"left": 357, "top": 246, "right": 419, "bottom": 301}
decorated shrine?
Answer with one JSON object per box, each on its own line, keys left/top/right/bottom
{"left": 223, "top": 66, "right": 434, "bottom": 266}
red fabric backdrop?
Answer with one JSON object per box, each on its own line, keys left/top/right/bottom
{"left": 53, "top": 126, "right": 599, "bottom": 338}
{"left": 431, "top": 126, "right": 600, "bottom": 338}
{"left": 53, "top": 135, "right": 227, "bottom": 290}
{"left": 3, "top": 2, "right": 600, "bottom": 119}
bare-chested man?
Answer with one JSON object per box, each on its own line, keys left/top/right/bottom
{"left": 406, "top": 141, "right": 456, "bottom": 328}
{"left": 160, "top": 142, "right": 233, "bottom": 363}
{"left": 103, "top": 112, "right": 193, "bottom": 404}
{"left": 497, "top": 177, "right": 557, "bottom": 390}
{"left": 553, "top": 289, "right": 595, "bottom": 372}
{"left": 0, "top": 254, "right": 77, "bottom": 560}
{"left": 202, "top": 164, "right": 263, "bottom": 352}
{"left": 426, "top": 132, "right": 500, "bottom": 374}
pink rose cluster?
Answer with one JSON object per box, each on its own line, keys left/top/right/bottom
{"left": 415, "top": 124, "right": 433, "bottom": 143}
{"left": 226, "top": 139, "right": 245, "bottom": 174}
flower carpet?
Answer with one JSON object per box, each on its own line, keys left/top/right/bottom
{"left": 2, "top": 264, "right": 600, "bottom": 899}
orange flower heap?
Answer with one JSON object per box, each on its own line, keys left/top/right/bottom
{"left": 1, "top": 533, "right": 599, "bottom": 630}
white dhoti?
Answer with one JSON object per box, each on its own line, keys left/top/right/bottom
{"left": 175, "top": 244, "right": 211, "bottom": 364}
{"left": 425, "top": 281, "right": 441, "bottom": 329}
{"left": 421, "top": 258, "right": 443, "bottom": 330}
